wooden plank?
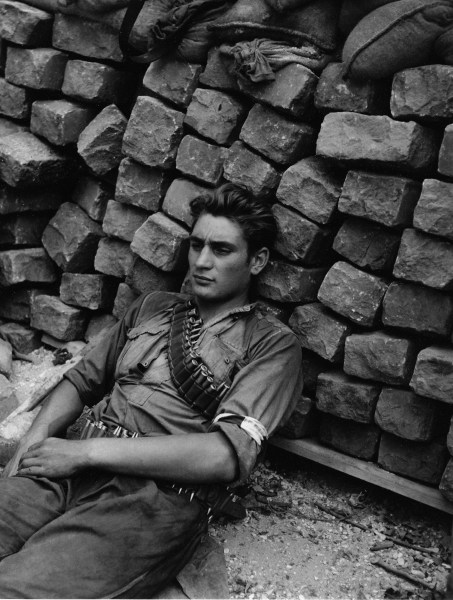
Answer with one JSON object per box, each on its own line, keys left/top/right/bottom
{"left": 270, "top": 436, "right": 453, "bottom": 515}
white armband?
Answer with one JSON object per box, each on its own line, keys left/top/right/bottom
{"left": 212, "top": 413, "right": 268, "bottom": 446}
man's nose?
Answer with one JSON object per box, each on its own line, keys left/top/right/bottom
{"left": 195, "top": 245, "right": 213, "bottom": 268}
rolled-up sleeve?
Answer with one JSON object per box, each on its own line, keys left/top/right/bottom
{"left": 64, "top": 294, "right": 148, "bottom": 406}
{"left": 210, "top": 326, "right": 303, "bottom": 483}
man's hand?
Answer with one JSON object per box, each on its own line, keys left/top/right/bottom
{"left": 16, "top": 438, "right": 89, "bottom": 479}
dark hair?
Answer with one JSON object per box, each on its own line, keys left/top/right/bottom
{"left": 189, "top": 183, "right": 278, "bottom": 255}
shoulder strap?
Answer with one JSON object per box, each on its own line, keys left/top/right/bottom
{"left": 119, "top": 0, "right": 150, "bottom": 62}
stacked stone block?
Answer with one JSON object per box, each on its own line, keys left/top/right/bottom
{"left": 0, "top": 1, "right": 452, "bottom": 505}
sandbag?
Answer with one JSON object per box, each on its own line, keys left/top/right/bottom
{"left": 342, "top": 0, "right": 453, "bottom": 80}
{"left": 58, "top": 0, "right": 129, "bottom": 13}
{"left": 338, "top": 0, "right": 396, "bottom": 36}
{"left": 209, "top": 0, "right": 340, "bottom": 51}
{"left": 120, "top": 0, "right": 230, "bottom": 63}
{"left": 434, "top": 24, "right": 453, "bottom": 64}
{"left": 263, "top": 0, "right": 316, "bottom": 13}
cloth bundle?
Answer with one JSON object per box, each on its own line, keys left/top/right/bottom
{"left": 220, "top": 38, "right": 330, "bottom": 82}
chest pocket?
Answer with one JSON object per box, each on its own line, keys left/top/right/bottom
{"left": 198, "top": 335, "right": 246, "bottom": 386}
{"left": 116, "top": 321, "right": 170, "bottom": 382}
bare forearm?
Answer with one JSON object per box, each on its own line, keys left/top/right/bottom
{"left": 18, "top": 432, "right": 238, "bottom": 484}
{"left": 85, "top": 432, "right": 238, "bottom": 483}
{"left": 24, "top": 379, "right": 84, "bottom": 442}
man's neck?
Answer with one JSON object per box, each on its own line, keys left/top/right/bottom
{"left": 195, "top": 294, "right": 251, "bottom": 324}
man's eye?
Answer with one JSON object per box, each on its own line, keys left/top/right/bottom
{"left": 190, "top": 241, "right": 202, "bottom": 251}
{"left": 214, "top": 247, "right": 231, "bottom": 255}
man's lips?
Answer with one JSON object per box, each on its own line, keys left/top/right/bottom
{"left": 193, "top": 274, "right": 213, "bottom": 283}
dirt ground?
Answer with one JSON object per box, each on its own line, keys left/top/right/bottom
{"left": 5, "top": 347, "right": 453, "bottom": 600}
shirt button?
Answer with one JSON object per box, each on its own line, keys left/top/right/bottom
{"left": 225, "top": 358, "right": 230, "bottom": 364}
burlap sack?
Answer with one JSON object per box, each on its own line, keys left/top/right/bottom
{"left": 263, "top": 0, "right": 315, "bottom": 13}
{"left": 122, "top": 0, "right": 230, "bottom": 63}
{"left": 338, "top": 0, "right": 396, "bottom": 36}
{"left": 434, "top": 23, "right": 453, "bottom": 64}
{"left": 342, "top": 0, "right": 453, "bottom": 79}
{"left": 209, "top": 0, "right": 340, "bottom": 51}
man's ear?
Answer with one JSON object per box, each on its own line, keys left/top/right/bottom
{"left": 250, "top": 247, "right": 269, "bottom": 275}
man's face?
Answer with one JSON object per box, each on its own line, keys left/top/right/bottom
{"left": 188, "top": 213, "right": 267, "bottom": 310}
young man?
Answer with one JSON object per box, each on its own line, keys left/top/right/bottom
{"left": 0, "top": 183, "right": 303, "bottom": 598}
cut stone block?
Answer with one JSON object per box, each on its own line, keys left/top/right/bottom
{"left": 162, "top": 178, "right": 208, "bottom": 228}
{"left": 185, "top": 88, "right": 246, "bottom": 145}
{"left": 315, "top": 62, "right": 389, "bottom": 115}
{"left": 257, "top": 260, "right": 326, "bottom": 304}
{"left": 391, "top": 65, "right": 453, "bottom": 123}
{"left": 199, "top": 48, "right": 239, "bottom": 92}
{"left": 316, "top": 371, "right": 380, "bottom": 424}
{"left": 0, "top": 184, "right": 62, "bottom": 215}
{"left": 318, "top": 261, "right": 388, "bottom": 327}
{"left": 31, "top": 99, "right": 95, "bottom": 146}
{"left": 6, "top": 47, "right": 67, "bottom": 91}
{"left": 72, "top": 176, "right": 111, "bottom": 222}
{"left": 0, "top": 213, "right": 50, "bottom": 246}
{"left": 0, "top": 288, "right": 44, "bottom": 323}
{"left": 338, "top": 170, "right": 421, "bottom": 228}
{"left": 378, "top": 432, "right": 447, "bottom": 485}
{"left": 278, "top": 396, "right": 319, "bottom": 439}
{"left": 333, "top": 218, "right": 400, "bottom": 273}
{"left": 237, "top": 63, "right": 317, "bottom": 119}
{"left": 30, "top": 294, "right": 86, "bottom": 341}
{"left": 0, "top": 322, "right": 40, "bottom": 354}
{"left": 52, "top": 14, "right": 122, "bottom": 62}
{"left": 344, "top": 331, "right": 417, "bottom": 386}
{"left": 240, "top": 103, "right": 317, "bottom": 166}
{"left": 84, "top": 313, "right": 118, "bottom": 345}
{"left": 319, "top": 414, "right": 380, "bottom": 461}
{"left": 0, "top": 78, "right": 31, "bottom": 120}
{"left": 112, "top": 282, "right": 139, "bottom": 320}
{"left": 77, "top": 104, "right": 127, "bottom": 176}
{"left": 382, "top": 281, "right": 453, "bottom": 338}
{"left": 62, "top": 59, "right": 131, "bottom": 105}
{"left": 0, "top": 117, "right": 28, "bottom": 138}
{"left": 393, "top": 229, "right": 453, "bottom": 291}
{"left": 0, "top": 132, "right": 72, "bottom": 188}
{"left": 413, "top": 179, "right": 453, "bottom": 241}
{"left": 289, "top": 303, "right": 352, "bottom": 364}
{"left": 301, "top": 350, "right": 332, "bottom": 396}
{"left": 317, "top": 112, "right": 439, "bottom": 174}
{"left": 42, "top": 202, "right": 103, "bottom": 272}
{"left": 131, "top": 212, "right": 189, "bottom": 273}
{"left": 115, "top": 158, "right": 168, "bottom": 212}
{"left": 410, "top": 346, "right": 453, "bottom": 404}
{"left": 438, "top": 124, "right": 453, "bottom": 178}
{"left": 102, "top": 199, "right": 148, "bottom": 242}
{"left": 0, "top": 338, "right": 12, "bottom": 378}
{"left": 223, "top": 141, "right": 280, "bottom": 200}
{"left": 0, "top": 248, "right": 57, "bottom": 286}
{"left": 125, "top": 256, "right": 182, "bottom": 295}
{"left": 60, "top": 273, "right": 117, "bottom": 310}
{"left": 375, "top": 388, "right": 437, "bottom": 442}
{"left": 122, "top": 96, "right": 185, "bottom": 169}
{"left": 439, "top": 459, "right": 453, "bottom": 502}
{"left": 176, "top": 135, "right": 225, "bottom": 186}
{"left": 0, "top": 0, "right": 53, "bottom": 46}
{"left": 94, "top": 237, "right": 133, "bottom": 279}
{"left": 273, "top": 204, "right": 332, "bottom": 265}
{"left": 143, "top": 59, "right": 202, "bottom": 109}
{"left": 276, "top": 156, "right": 343, "bottom": 225}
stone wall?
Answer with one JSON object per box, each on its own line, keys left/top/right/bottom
{"left": 1, "top": 1, "right": 453, "bottom": 503}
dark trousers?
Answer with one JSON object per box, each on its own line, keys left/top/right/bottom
{"left": 0, "top": 470, "right": 208, "bottom": 599}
